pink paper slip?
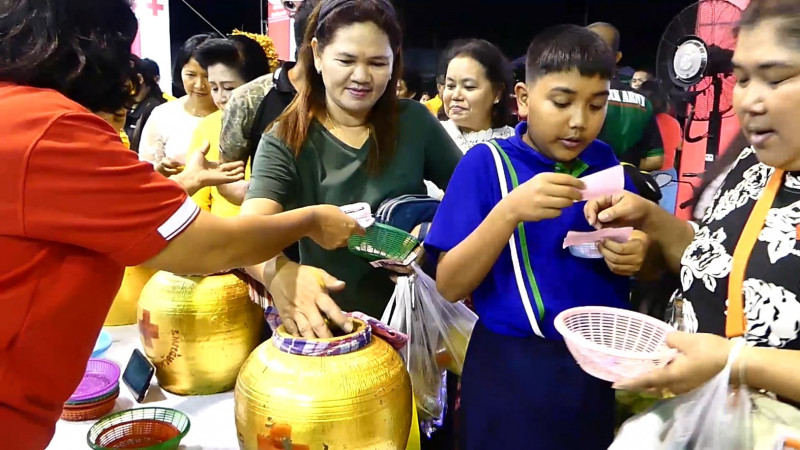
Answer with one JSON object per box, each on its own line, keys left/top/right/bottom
{"left": 579, "top": 165, "right": 624, "bottom": 201}
{"left": 562, "top": 227, "right": 634, "bottom": 248}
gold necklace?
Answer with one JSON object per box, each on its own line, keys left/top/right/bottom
{"left": 326, "top": 115, "right": 370, "bottom": 144}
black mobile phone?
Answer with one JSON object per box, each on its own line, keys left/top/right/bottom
{"left": 122, "top": 349, "right": 156, "bottom": 403}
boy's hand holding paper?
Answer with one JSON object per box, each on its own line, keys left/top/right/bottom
{"left": 598, "top": 229, "right": 650, "bottom": 276}
{"left": 563, "top": 227, "right": 649, "bottom": 275}
{"left": 502, "top": 172, "right": 584, "bottom": 223}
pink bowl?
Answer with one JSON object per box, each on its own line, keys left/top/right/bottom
{"left": 554, "top": 306, "right": 677, "bottom": 384}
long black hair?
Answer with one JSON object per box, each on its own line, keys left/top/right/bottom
{"left": 133, "top": 56, "right": 164, "bottom": 100}
{"left": 0, "top": 0, "right": 139, "bottom": 113}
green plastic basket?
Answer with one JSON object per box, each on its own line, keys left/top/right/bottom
{"left": 348, "top": 222, "right": 420, "bottom": 262}
{"left": 87, "top": 407, "right": 190, "bottom": 450}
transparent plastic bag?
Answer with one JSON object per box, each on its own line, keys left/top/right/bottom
{"left": 412, "top": 264, "right": 476, "bottom": 377}
{"left": 381, "top": 264, "right": 477, "bottom": 437}
{"left": 611, "top": 340, "right": 753, "bottom": 450}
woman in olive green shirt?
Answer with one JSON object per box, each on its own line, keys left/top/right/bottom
{"left": 241, "top": 0, "right": 461, "bottom": 339}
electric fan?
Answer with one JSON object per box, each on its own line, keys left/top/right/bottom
{"left": 656, "top": 0, "right": 743, "bottom": 170}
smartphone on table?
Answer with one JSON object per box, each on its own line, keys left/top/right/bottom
{"left": 122, "top": 349, "right": 156, "bottom": 403}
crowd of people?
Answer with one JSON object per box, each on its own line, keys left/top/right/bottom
{"left": 2, "top": 0, "right": 800, "bottom": 449}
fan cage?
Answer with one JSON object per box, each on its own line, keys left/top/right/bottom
{"left": 656, "top": 0, "right": 742, "bottom": 120}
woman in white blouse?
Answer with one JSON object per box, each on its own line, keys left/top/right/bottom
{"left": 424, "top": 39, "right": 515, "bottom": 198}
{"left": 440, "top": 39, "right": 515, "bottom": 153}
{"left": 140, "top": 34, "right": 219, "bottom": 175}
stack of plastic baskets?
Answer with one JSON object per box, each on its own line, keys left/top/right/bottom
{"left": 62, "top": 359, "right": 120, "bottom": 421}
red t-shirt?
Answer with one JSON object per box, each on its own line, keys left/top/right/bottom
{"left": 0, "top": 83, "right": 199, "bottom": 449}
{"left": 656, "top": 113, "right": 682, "bottom": 171}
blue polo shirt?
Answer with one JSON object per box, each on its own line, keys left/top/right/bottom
{"left": 425, "top": 122, "right": 635, "bottom": 339}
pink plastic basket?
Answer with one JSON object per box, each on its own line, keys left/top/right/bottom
{"left": 554, "top": 306, "right": 677, "bottom": 384}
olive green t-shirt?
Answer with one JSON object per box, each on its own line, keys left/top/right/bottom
{"left": 247, "top": 99, "right": 462, "bottom": 318}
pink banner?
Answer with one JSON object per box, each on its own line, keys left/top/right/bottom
{"left": 268, "top": 1, "right": 293, "bottom": 61}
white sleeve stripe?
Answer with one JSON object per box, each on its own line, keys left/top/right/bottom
{"left": 158, "top": 198, "right": 200, "bottom": 241}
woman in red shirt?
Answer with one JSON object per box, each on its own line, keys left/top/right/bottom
{"left": 0, "top": 1, "right": 362, "bottom": 448}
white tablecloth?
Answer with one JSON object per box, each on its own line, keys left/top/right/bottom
{"left": 47, "top": 326, "right": 239, "bottom": 450}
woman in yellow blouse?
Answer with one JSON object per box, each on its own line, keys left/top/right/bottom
{"left": 188, "top": 33, "right": 276, "bottom": 217}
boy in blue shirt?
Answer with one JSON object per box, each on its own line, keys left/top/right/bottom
{"left": 424, "top": 25, "right": 649, "bottom": 449}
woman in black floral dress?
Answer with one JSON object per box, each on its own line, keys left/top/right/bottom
{"left": 584, "top": 0, "right": 800, "bottom": 403}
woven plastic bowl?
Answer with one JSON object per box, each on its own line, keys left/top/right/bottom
{"left": 61, "top": 390, "right": 119, "bottom": 422}
{"left": 87, "top": 408, "right": 190, "bottom": 450}
{"left": 66, "top": 386, "right": 120, "bottom": 406}
{"left": 554, "top": 306, "right": 677, "bottom": 384}
{"left": 348, "top": 222, "right": 419, "bottom": 262}
{"left": 69, "top": 359, "right": 121, "bottom": 403}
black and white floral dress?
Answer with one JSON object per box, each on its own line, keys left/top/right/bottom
{"left": 670, "top": 147, "right": 800, "bottom": 352}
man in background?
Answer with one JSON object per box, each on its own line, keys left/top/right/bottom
{"left": 631, "top": 69, "right": 651, "bottom": 90}
{"left": 588, "top": 22, "right": 664, "bottom": 171}
{"left": 218, "top": 0, "right": 318, "bottom": 174}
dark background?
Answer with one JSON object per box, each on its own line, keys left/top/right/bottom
{"left": 169, "top": 0, "right": 696, "bottom": 77}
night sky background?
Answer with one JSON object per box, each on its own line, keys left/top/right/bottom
{"left": 169, "top": 0, "right": 697, "bottom": 84}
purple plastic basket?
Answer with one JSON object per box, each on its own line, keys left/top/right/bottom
{"left": 68, "top": 359, "right": 121, "bottom": 403}
{"left": 65, "top": 386, "right": 120, "bottom": 406}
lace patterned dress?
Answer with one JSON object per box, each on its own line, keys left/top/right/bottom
{"left": 440, "top": 119, "right": 515, "bottom": 154}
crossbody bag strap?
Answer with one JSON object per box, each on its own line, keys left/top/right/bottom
{"left": 486, "top": 140, "right": 545, "bottom": 337}
{"left": 726, "top": 167, "right": 785, "bottom": 338}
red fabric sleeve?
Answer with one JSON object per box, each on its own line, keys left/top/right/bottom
{"left": 22, "top": 112, "right": 199, "bottom": 266}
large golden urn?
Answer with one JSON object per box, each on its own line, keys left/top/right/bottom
{"left": 137, "top": 271, "right": 265, "bottom": 395}
{"left": 104, "top": 266, "right": 157, "bottom": 326}
{"left": 235, "top": 319, "right": 412, "bottom": 450}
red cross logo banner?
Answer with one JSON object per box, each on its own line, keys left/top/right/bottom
{"left": 146, "top": 0, "right": 164, "bottom": 16}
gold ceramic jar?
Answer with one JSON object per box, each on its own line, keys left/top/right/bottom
{"left": 104, "top": 266, "right": 157, "bottom": 326}
{"left": 235, "top": 319, "right": 412, "bottom": 450}
{"left": 137, "top": 271, "right": 265, "bottom": 395}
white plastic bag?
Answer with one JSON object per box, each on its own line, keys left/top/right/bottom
{"left": 381, "top": 264, "right": 478, "bottom": 437}
{"left": 611, "top": 340, "right": 752, "bottom": 450}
